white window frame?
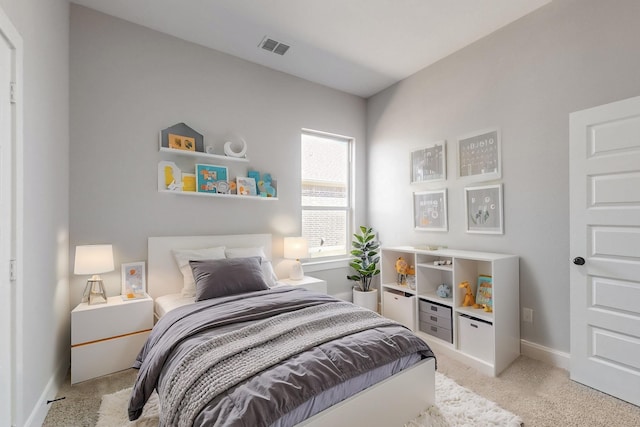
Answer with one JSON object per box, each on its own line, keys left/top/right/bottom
{"left": 301, "top": 128, "right": 354, "bottom": 264}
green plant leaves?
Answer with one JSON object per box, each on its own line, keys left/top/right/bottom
{"left": 346, "top": 226, "right": 380, "bottom": 292}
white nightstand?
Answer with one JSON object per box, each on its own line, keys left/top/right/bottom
{"left": 71, "top": 294, "right": 153, "bottom": 384}
{"left": 277, "top": 276, "right": 328, "bottom": 293}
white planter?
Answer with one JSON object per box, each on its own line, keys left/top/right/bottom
{"left": 352, "top": 288, "right": 379, "bottom": 312}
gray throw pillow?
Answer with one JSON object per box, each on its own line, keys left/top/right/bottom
{"left": 190, "top": 257, "right": 269, "bottom": 301}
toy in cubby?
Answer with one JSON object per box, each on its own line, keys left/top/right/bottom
{"left": 459, "top": 281, "right": 482, "bottom": 308}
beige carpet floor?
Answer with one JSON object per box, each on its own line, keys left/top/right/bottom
{"left": 43, "top": 354, "right": 640, "bottom": 426}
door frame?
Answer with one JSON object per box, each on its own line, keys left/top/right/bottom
{"left": 0, "top": 6, "right": 22, "bottom": 427}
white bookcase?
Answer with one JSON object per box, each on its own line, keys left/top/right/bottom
{"left": 380, "top": 246, "right": 519, "bottom": 376}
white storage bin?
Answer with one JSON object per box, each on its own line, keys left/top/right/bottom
{"left": 383, "top": 291, "right": 416, "bottom": 330}
{"left": 458, "top": 314, "right": 494, "bottom": 363}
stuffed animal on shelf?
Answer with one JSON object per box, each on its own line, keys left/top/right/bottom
{"left": 436, "top": 283, "right": 451, "bottom": 298}
{"left": 395, "top": 257, "right": 408, "bottom": 285}
{"left": 459, "top": 281, "right": 482, "bottom": 308}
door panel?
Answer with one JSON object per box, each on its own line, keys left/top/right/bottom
{"left": 570, "top": 95, "right": 640, "bottom": 406}
{"left": 589, "top": 115, "right": 640, "bottom": 154}
{"left": 590, "top": 172, "right": 640, "bottom": 205}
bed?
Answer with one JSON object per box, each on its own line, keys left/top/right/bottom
{"left": 128, "top": 234, "right": 436, "bottom": 426}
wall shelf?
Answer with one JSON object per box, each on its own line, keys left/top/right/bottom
{"left": 159, "top": 189, "right": 277, "bottom": 201}
{"left": 159, "top": 147, "right": 249, "bottom": 163}
{"left": 158, "top": 144, "right": 277, "bottom": 199}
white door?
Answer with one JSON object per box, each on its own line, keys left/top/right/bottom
{"left": 569, "top": 96, "right": 640, "bottom": 406}
{"left": 0, "top": 25, "right": 12, "bottom": 425}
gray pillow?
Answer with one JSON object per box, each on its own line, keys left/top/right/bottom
{"left": 190, "top": 257, "right": 269, "bottom": 301}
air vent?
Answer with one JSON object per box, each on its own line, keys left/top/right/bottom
{"left": 259, "top": 36, "right": 290, "bottom": 56}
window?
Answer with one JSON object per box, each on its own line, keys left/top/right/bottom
{"left": 301, "top": 130, "right": 352, "bottom": 259}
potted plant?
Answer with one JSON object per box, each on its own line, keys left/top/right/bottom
{"left": 347, "top": 226, "right": 380, "bottom": 311}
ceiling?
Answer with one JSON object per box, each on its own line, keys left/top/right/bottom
{"left": 70, "top": 0, "right": 551, "bottom": 98}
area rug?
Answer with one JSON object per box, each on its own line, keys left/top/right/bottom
{"left": 97, "top": 372, "right": 522, "bottom": 426}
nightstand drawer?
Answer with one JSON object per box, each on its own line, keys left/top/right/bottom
{"left": 71, "top": 296, "right": 153, "bottom": 345}
{"left": 71, "top": 330, "right": 150, "bottom": 383}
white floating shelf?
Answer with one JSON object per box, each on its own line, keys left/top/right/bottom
{"left": 159, "top": 190, "right": 277, "bottom": 201}
{"left": 159, "top": 147, "right": 249, "bottom": 163}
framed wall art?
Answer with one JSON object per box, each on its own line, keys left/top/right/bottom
{"left": 457, "top": 128, "right": 501, "bottom": 181}
{"left": 196, "top": 164, "right": 229, "bottom": 194}
{"left": 411, "top": 141, "right": 446, "bottom": 183}
{"left": 413, "top": 189, "right": 448, "bottom": 232}
{"left": 464, "top": 184, "right": 503, "bottom": 234}
{"left": 159, "top": 122, "right": 204, "bottom": 152}
{"left": 121, "top": 261, "right": 146, "bottom": 299}
{"left": 236, "top": 176, "right": 257, "bottom": 196}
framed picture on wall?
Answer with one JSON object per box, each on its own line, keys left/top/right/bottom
{"left": 464, "top": 184, "right": 503, "bottom": 234}
{"left": 196, "top": 164, "right": 229, "bottom": 194}
{"left": 236, "top": 176, "right": 257, "bottom": 196}
{"left": 457, "top": 128, "right": 501, "bottom": 181}
{"left": 411, "top": 141, "right": 446, "bottom": 184}
{"left": 413, "top": 189, "right": 448, "bottom": 232}
{"left": 121, "top": 262, "right": 146, "bottom": 299}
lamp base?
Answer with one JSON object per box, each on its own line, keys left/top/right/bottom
{"left": 289, "top": 260, "right": 304, "bottom": 281}
{"left": 82, "top": 278, "right": 108, "bottom": 305}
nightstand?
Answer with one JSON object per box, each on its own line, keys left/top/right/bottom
{"left": 278, "top": 276, "right": 328, "bottom": 293}
{"left": 71, "top": 294, "right": 153, "bottom": 384}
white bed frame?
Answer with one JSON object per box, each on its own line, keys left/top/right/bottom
{"left": 147, "top": 234, "right": 435, "bottom": 426}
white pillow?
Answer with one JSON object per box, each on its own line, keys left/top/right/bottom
{"left": 172, "top": 246, "right": 226, "bottom": 297}
{"left": 225, "top": 247, "right": 278, "bottom": 287}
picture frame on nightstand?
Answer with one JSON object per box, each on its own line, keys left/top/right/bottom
{"left": 121, "top": 261, "right": 146, "bottom": 299}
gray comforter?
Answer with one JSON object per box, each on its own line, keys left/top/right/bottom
{"left": 128, "top": 287, "right": 435, "bottom": 426}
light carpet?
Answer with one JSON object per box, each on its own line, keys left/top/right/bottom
{"left": 97, "top": 372, "right": 522, "bottom": 426}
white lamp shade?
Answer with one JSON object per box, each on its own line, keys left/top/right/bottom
{"left": 74, "top": 245, "right": 115, "bottom": 275}
{"left": 284, "top": 237, "right": 308, "bottom": 260}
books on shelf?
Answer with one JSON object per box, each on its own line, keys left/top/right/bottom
{"left": 475, "top": 275, "right": 492, "bottom": 308}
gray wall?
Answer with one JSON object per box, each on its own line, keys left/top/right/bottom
{"left": 366, "top": 0, "right": 640, "bottom": 352}
{"left": 0, "top": 0, "right": 69, "bottom": 425}
{"left": 69, "top": 6, "right": 367, "bottom": 306}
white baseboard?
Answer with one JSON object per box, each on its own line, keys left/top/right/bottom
{"left": 521, "top": 339, "right": 570, "bottom": 371}
{"left": 24, "top": 361, "right": 68, "bottom": 427}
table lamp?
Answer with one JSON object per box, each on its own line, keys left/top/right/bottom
{"left": 284, "top": 237, "right": 308, "bottom": 280}
{"left": 74, "top": 244, "right": 114, "bottom": 305}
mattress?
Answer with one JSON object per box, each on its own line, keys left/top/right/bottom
{"left": 154, "top": 293, "right": 195, "bottom": 318}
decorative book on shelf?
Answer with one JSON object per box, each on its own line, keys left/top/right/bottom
{"left": 475, "top": 275, "right": 492, "bottom": 308}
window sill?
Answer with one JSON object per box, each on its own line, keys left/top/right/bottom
{"left": 302, "top": 257, "right": 350, "bottom": 273}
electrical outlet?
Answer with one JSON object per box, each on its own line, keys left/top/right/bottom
{"left": 522, "top": 307, "right": 533, "bottom": 323}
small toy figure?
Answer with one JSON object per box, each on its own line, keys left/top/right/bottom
{"left": 459, "top": 281, "right": 482, "bottom": 308}
{"left": 436, "top": 283, "right": 451, "bottom": 298}
{"left": 483, "top": 304, "right": 493, "bottom": 313}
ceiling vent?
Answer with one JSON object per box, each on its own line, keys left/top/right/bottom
{"left": 259, "top": 36, "right": 290, "bottom": 56}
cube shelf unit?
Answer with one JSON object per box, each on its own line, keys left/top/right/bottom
{"left": 380, "top": 246, "right": 519, "bottom": 376}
